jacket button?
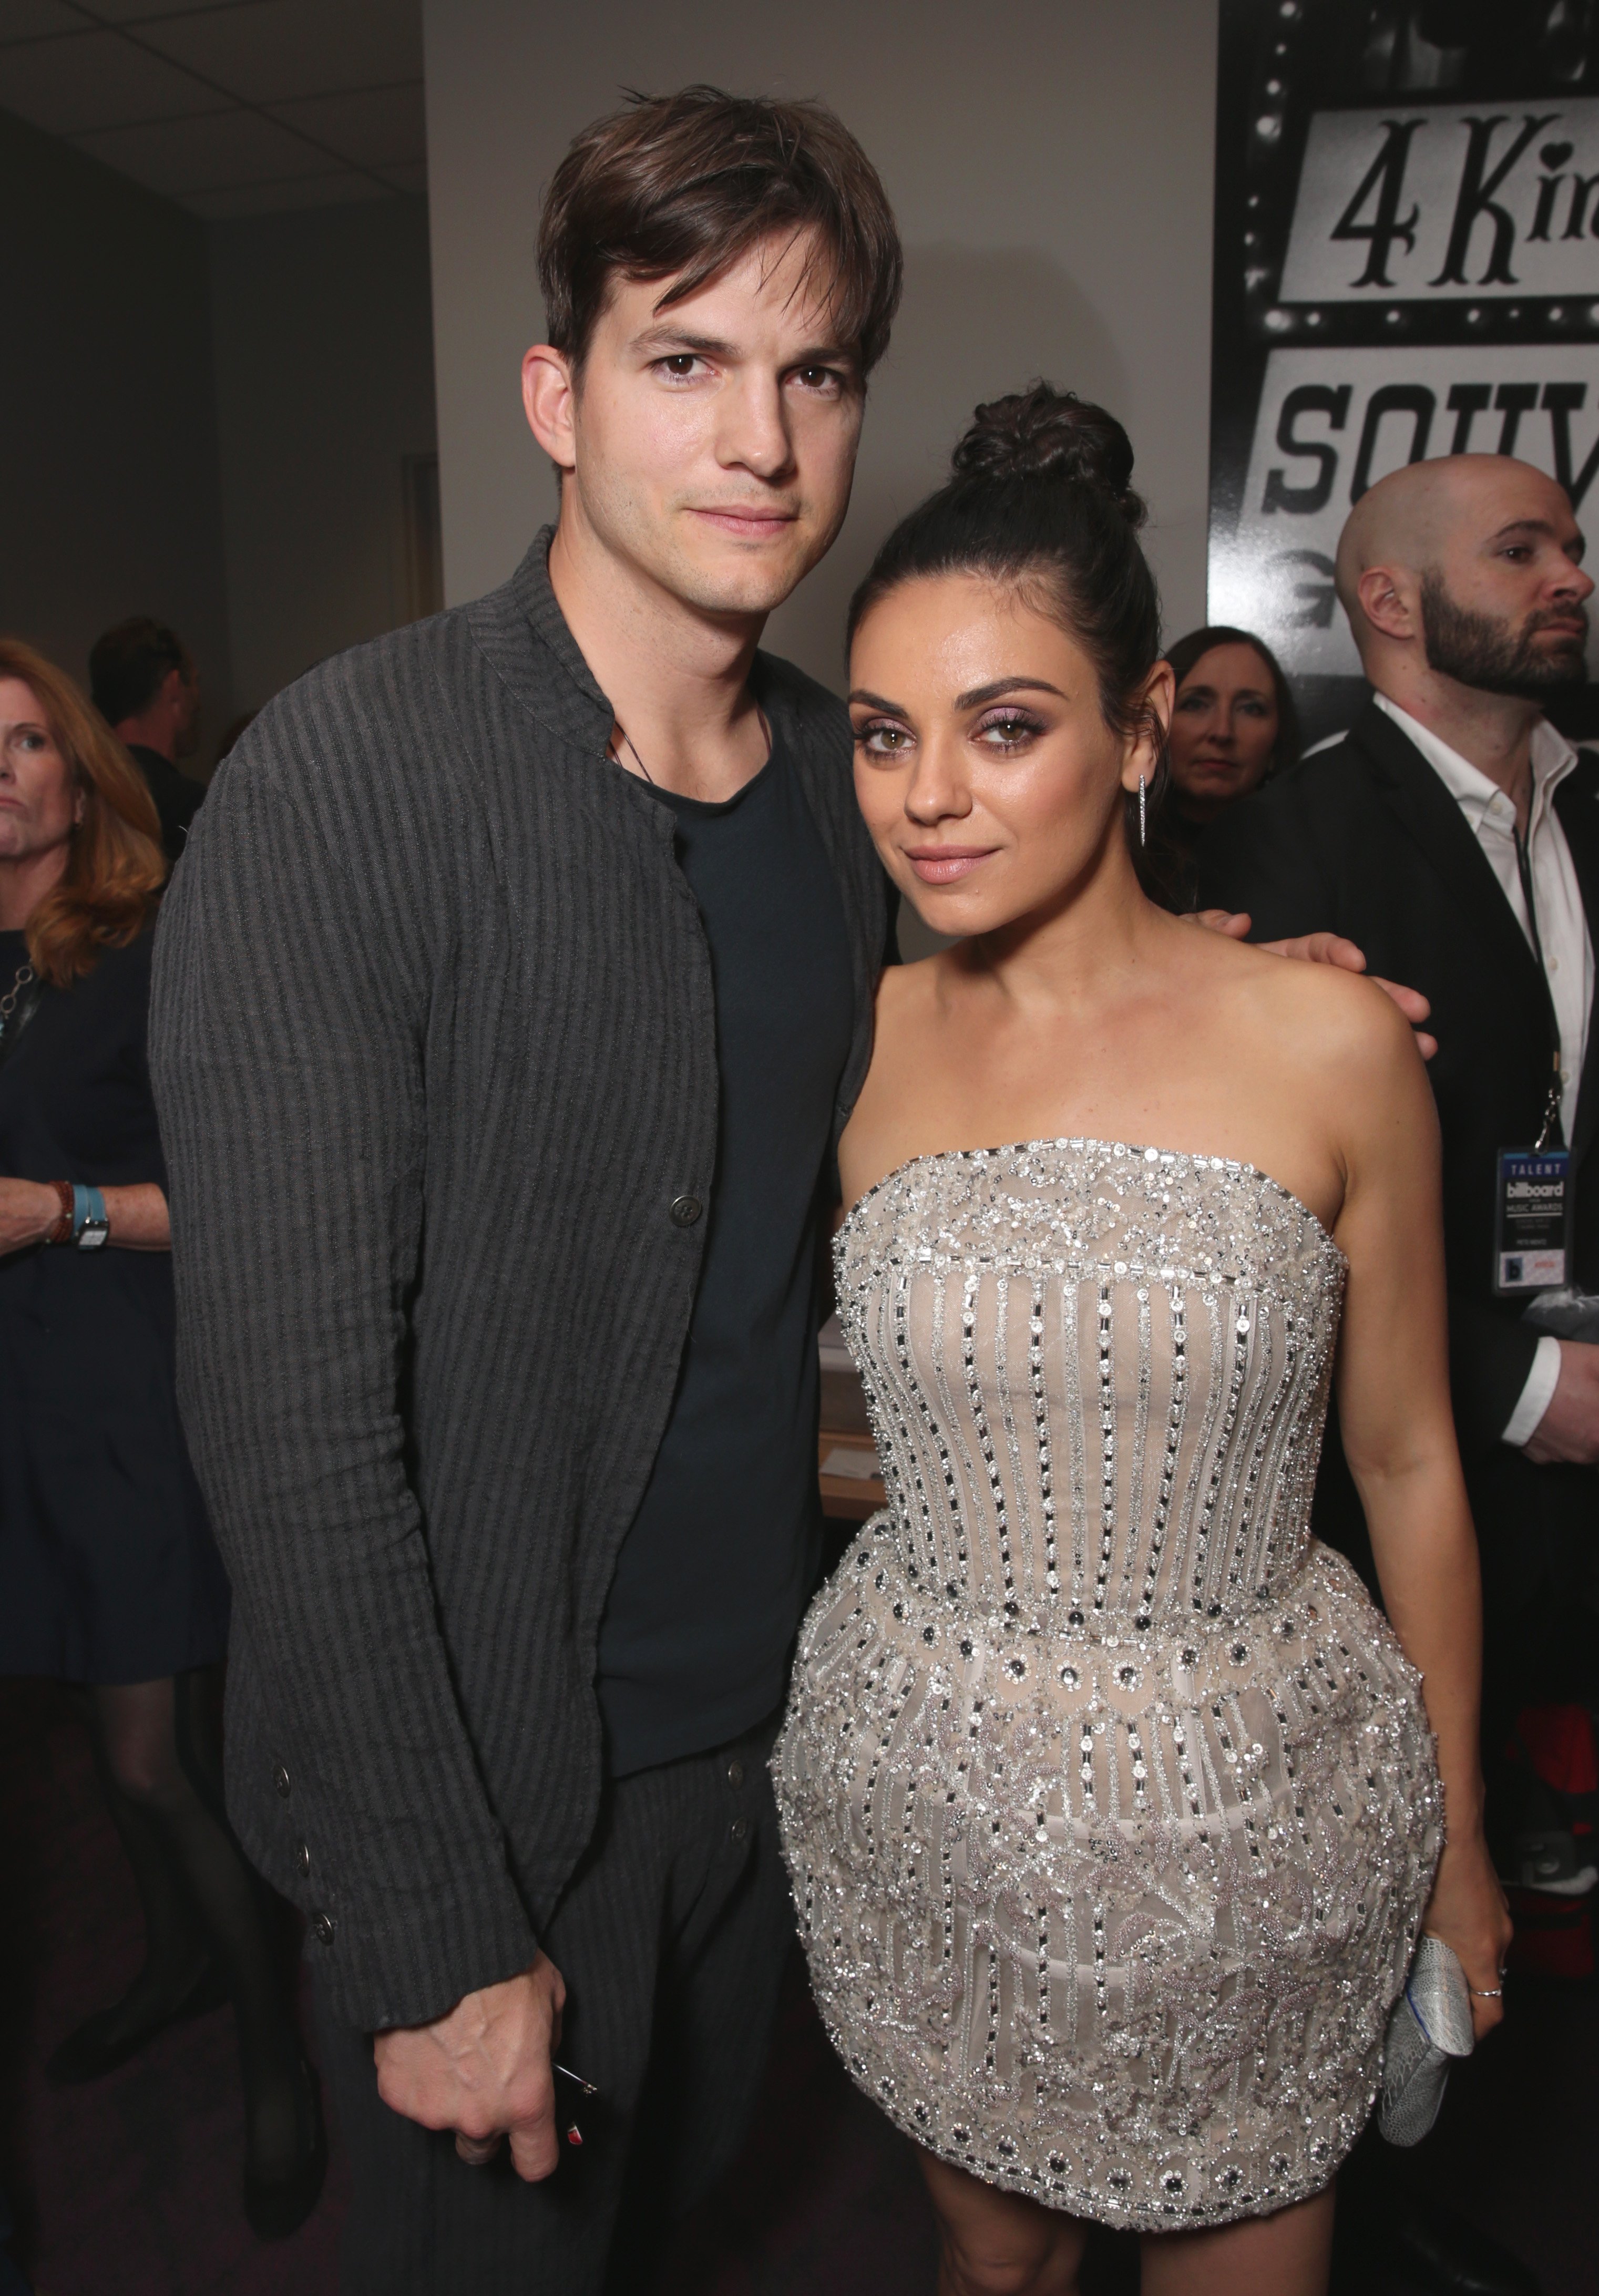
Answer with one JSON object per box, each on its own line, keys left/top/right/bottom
{"left": 273, "top": 1764, "right": 291, "bottom": 1799}
{"left": 729, "top": 1817, "right": 748, "bottom": 1843}
{"left": 726, "top": 1759, "right": 745, "bottom": 1790}
{"left": 296, "top": 1842, "right": 312, "bottom": 1876}
{"left": 312, "top": 1912, "right": 336, "bottom": 1946}
{"left": 669, "top": 1194, "right": 702, "bottom": 1227}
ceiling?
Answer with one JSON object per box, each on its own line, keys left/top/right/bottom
{"left": 0, "top": 0, "right": 425, "bottom": 219}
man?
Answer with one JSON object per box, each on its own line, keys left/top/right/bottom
{"left": 1201, "top": 453, "right": 1595, "bottom": 2296}
{"left": 88, "top": 616, "right": 207, "bottom": 864}
{"left": 150, "top": 84, "right": 1400, "bottom": 2294}
{"left": 150, "top": 89, "right": 900, "bottom": 2293}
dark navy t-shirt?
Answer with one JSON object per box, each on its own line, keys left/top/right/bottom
{"left": 596, "top": 742, "right": 855, "bottom": 1776}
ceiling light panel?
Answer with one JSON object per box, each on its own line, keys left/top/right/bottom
{"left": 0, "top": 26, "right": 214, "bottom": 134}
{"left": 130, "top": 0, "right": 422, "bottom": 107}
{"left": 74, "top": 102, "right": 331, "bottom": 193}
{"left": 267, "top": 79, "right": 422, "bottom": 171}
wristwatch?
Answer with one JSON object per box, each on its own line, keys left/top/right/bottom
{"left": 74, "top": 1182, "right": 110, "bottom": 1250}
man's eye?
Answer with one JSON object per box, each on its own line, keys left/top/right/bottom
{"left": 793, "top": 366, "right": 841, "bottom": 393}
{"left": 659, "top": 355, "right": 701, "bottom": 378}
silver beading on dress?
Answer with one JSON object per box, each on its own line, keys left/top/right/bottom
{"left": 774, "top": 1139, "right": 1441, "bottom": 2231}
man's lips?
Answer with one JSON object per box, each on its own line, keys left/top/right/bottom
{"left": 901, "top": 845, "right": 998, "bottom": 885}
{"left": 688, "top": 505, "right": 799, "bottom": 540}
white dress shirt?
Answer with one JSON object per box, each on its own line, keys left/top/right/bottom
{"left": 1375, "top": 695, "right": 1594, "bottom": 1445}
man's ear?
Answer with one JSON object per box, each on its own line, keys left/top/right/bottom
{"left": 1356, "top": 564, "right": 1417, "bottom": 644}
{"left": 522, "top": 345, "right": 578, "bottom": 476}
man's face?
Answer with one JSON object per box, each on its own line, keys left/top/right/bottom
{"left": 545, "top": 232, "right": 865, "bottom": 619}
{"left": 1421, "top": 469, "right": 1592, "bottom": 699}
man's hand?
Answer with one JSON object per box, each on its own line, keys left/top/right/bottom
{"left": 1186, "top": 910, "right": 1437, "bottom": 1060}
{"left": 1522, "top": 1338, "right": 1599, "bottom": 1468}
{"left": 373, "top": 1951, "right": 567, "bottom": 2181}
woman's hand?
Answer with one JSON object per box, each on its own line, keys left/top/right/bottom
{"left": 1422, "top": 1829, "right": 1513, "bottom": 2041}
{"left": 0, "top": 1176, "right": 59, "bottom": 1254}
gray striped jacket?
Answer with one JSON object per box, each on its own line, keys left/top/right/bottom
{"left": 149, "top": 534, "right": 889, "bottom": 2030}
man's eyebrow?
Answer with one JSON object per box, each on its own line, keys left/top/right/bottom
{"left": 954, "top": 676, "right": 1067, "bottom": 710}
{"left": 632, "top": 326, "right": 736, "bottom": 360}
{"left": 1485, "top": 518, "right": 1557, "bottom": 542}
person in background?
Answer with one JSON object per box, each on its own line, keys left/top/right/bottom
{"left": 1161, "top": 624, "right": 1299, "bottom": 904}
{"left": 0, "top": 640, "right": 323, "bottom": 2241}
{"left": 1201, "top": 452, "right": 1595, "bottom": 2296}
{"left": 88, "top": 617, "right": 206, "bottom": 865}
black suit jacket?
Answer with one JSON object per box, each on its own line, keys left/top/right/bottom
{"left": 1198, "top": 700, "right": 1599, "bottom": 1713}
{"left": 128, "top": 743, "right": 205, "bottom": 866}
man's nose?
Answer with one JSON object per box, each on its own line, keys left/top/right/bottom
{"left": 718, "top": 375, "right": 794, "bottom": 481}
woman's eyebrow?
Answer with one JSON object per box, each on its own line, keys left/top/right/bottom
{"left": 954, "top": 676, "right": 1067, "bottom": 710}
{"left": 847, "top": 689, "right": 908, "bottom": 713}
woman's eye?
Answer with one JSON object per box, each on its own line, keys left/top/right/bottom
{"left": 856, "top": 721, "right": 910, "bottom": 755}
{"left": 977, "top": 713, "right": 1040, "bottom": 749}
{"left": 1175, "top": 692, "right": 1206, "bottom": 712}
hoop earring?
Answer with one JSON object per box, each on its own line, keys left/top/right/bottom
{"left": 1138, "top": 773, "right": 1147, "bottom": 849}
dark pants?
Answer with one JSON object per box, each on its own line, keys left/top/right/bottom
{"left": 315, "top": 1714, "right": 793, "bottom": 2294}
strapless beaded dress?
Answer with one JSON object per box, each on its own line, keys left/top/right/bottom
{"left": 774, "top": 1139, "right": 1442, "bottom": 2230}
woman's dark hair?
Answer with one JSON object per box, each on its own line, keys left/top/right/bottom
{"left": 538, "top": 86, "right": 903, "bottom": 380}
{"left": 1164, "top": 623, "right": 1301, "bottom": 779}
{"left": 847, "top": 383, "right": 1169, "bottom": 890}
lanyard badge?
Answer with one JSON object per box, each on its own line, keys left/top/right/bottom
{"left": 1495, "top": 1144, "right": 1571, "bottom": 1294}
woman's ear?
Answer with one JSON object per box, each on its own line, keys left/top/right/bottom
{"left": 1121, "top": 660, "right": 1174, "bottom": 795}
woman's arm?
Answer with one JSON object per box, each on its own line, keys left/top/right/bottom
{"left": 1330, "top": 988, "right": 1511, "bottom": 2036}
{"left": 0, "top": 1176, "right": 170, "bottom": 1252}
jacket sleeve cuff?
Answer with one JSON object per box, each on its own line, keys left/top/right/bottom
{"left": 1501, "top": 1332, "right": 1563, "bottom": 1448}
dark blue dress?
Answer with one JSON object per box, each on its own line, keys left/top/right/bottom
{"left": 0, "top": 921, "right": 229, "bottom": 1683}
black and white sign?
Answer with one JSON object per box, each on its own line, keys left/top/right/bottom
{"left": 1210, "top": 3, "right": 1599, "bottom": 742}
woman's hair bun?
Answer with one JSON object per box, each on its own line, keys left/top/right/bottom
{"left": 949, "top": 383, "right": 1145, "bottom": 527}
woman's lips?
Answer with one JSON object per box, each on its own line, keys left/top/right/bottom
{"left": 902, "top": 846, "right": 997, "bottom": 885}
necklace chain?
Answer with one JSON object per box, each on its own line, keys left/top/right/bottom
{"left": 0, "top": 960, "right": 35, "bottom": 1032}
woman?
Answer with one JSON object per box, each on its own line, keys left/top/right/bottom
{"left": 1160, "top": 626, "right": 1299, "bottom": 906}
{"left": 0, "top": 641, "right": 323, "bottom": 2239}
{"left": 773, "top": 393, "right": 1509, "bottom": 2295}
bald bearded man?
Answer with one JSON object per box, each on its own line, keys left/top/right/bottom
{"left": 1201, "top": 454, "right": 1593, "bottom": 2295}
{"left": 1204, "top": 454, "right": 1596, "bottom": 1713}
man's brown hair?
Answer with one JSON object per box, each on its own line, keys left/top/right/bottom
{"left": 0, "top": 638, "right": 165, "bottom": 985}
{"left": 538, "top": 85, "right": 903, "bottom": 380}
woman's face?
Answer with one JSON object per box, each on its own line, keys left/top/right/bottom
{"left": 849, "top": 573, "right": 1169, "bottom": 940}
{"left": 1165, "top": 642, "right": 1279, "bottom": 820}
{"left": 0, "top": 680, "right": 79, "bottom": 869}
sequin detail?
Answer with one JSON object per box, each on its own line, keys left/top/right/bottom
{"left": 774, "top": 1139, "right": 1441, "bottom": 2230}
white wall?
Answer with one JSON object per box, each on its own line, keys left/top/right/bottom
{"left": 0, "top": 108, "right": 235, "bottom": 745}
{"left": 422, "top": 0, "right": 1218, "bottom": 690}
{"left": 209, "top": 197, "right": 439, "bottom": 714}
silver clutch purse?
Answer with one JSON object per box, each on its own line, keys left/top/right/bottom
{"left": 1379, "top": 1934, "right": 1475, "bottom": 2146}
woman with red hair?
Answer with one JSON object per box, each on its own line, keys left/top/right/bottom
{"left": 0, "top": 640, "right": 322, "bottom": 2239}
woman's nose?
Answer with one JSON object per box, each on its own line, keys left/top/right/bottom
{"left": 904, "top": 748, "right": 970, "bottom": 822}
